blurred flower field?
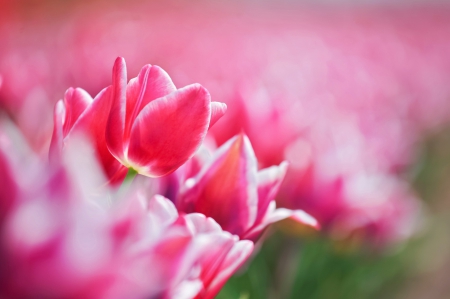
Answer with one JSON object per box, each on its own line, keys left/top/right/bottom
{"left": 1, "top": 0, "right": 450, "bottom": 298}
{"left": 218, "top": 126, "right": 450, "bottom": 299}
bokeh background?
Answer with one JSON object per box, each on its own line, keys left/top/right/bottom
{"left": 1, "top": 0, "right": 450, "bottom": 298}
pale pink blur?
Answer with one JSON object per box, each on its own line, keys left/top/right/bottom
{"left": 1, "top": 1, "right": 450, "bottom": 245}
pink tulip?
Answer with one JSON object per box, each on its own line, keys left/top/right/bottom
{"left": 1, "top": 125, "right": 123, "bottom": 299}
{"left": 50, "top": 57, "right": 227, "bottom": 183}
{"left": 1, "top": 122, "right": 253, "bottom": 299}
{"left": 115, "top": 192, "right": 253, "bottom": 299}
{"left": 278, "top": 144, "right": 421, "bottom": 246}
{"left": 176, "top": 133, "right": 319, "bottom": 240}
{"left": 105, "top": 57, "right": 227, "bottom": 178}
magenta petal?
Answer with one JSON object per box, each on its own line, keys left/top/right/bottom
{"left": 180, "top": 219, "right": 236, "bottom": 293}
{"left": 106, "top": 57, "right": 127, "bottom": 163}
{"left": 177, "top": 134, "right": 259, "bottom": 237}
{"left": 208, "top": 102, "right": 227, "bottom": 129}
{"left": 204, "top": 240, "right": 254, "bottom": 299}
{"left": 255, "top": 161, "right": 288, "bottom": 224}
{"left": 62, "top": 88, "right": 93, "bottom": 136}
{"left": 125, "top": 65, "right": 176, "bottom": 141}
{"left": 147, "top": 233, "right": 194, "bottom": 294}
{"left": 127, "top": 84, "right": 211, "bottom": 177}
{"left": 70, "top": 87, "right": 127, "bottom": 184}
{"left": 49, "top": 100, "right": 65, "bottom": 162}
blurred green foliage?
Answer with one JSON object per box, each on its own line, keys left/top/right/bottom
{"left": 217, "top": 231, "right": 408, "bottom": 299}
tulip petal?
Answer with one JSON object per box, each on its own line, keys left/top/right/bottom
{"left": 204, "top": 240, "right": 254, "bottom": 299}
{"left": 183, "top": 213, "right": 223, "bottom": 234}
{"left": 146, "top": 233, "right": 194, "bottom": 295}
{"left": 255, "top": 161, "right": 288, "bottom": 224}
{"left": 106, "top": 57, "right": 127, "bottom": 163}
{"left": 242, "top": 205, "right": 319, "bottom": 240}
{"left": 127, "top": 84, "right": 211, "bottom": 177}
{"left": 194, "top": 235, "right": 235, "bottom": 294}
{"left": 69, "top": 87, "right": 127, "bottom": 184}
{"left": 208, "top": 102, "right": 227, "bottom": 129}
{"left": 49, "top": 100, "right": 65, "bottom": 163}
{"left": 173, "top": 215, "right": 238, "bottom": 294}
{"left": 148, "top": 194, "right": 179, "bottom": 226}
{"left": 288, "top": 209, "right": 320, "bottom": 229}
{"left": 62, "top": 88, "right": 93, "bottom": 136}
{"left": 171, "top": 280, "right": 203, "bottom": 299}
{"left": 124, "top": 65, "right": 176, "bottom": 142}
{"left": 177, "top": 134, "right": 259, "bottom": 237}
{"left": 177, "top": 219, "right": 237, "bottom": 295}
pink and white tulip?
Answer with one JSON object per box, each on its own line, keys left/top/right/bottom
{"left": 50, "top": 57, "right": 227, "bottom": 183}
{"left": 114, "top": 192, "right": 253, "bottom": 299}
{"left": 176, "top": 133, "right": 319, "bottom": 241}
{"left": 1, "top": 123, "right": 252, "bottom": 299}
{"left": 105, "top": 57, "right": 226, "bottom": 178}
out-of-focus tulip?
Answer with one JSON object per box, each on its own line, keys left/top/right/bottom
{"left": 176, "top": 133, "right": 318, "bottom": 241}
{"left": 279, "top": 136, "right": 421, "bottom": 246}
{"left": 105, "top": 57, "right": 227, "bottom": 178}
{"left": 1, "top": 122, "right": 252, "bottom": 299}
{"left": 115, "top": 192, "right": 253, "bottom": 299}
{"left": 1, "top": 123, "right": 122, "bottom": 299}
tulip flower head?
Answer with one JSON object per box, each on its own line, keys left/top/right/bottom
{"left": 50, "top": 57, "right": 227, "bottom": 184}
{"left": 105, "top": 57, "right": 227, "bottom": 178}
{"left": 110, "top": 191, "right": 254, "bottom": 299}
{"left": 177, "top": 133, "right": 319, "bottom": 241}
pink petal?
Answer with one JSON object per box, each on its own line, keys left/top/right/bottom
{"left": 177, "top": 134, "right": 259, "bottom": 237}
{"left": 0, "top": 145, "right": 18, "bottom": 222}
{"left": 62, "top": 88, "right": 93, "bottom": 137}
{"left": 208, "top": 102, "right": 227, "bottom": 129}
{"left": 171, "top": 280, "right": 204, "bottom": 299}
{"left": 49, "top": 100, "right": 65, "bottom": 163}
{"left": 147, "top": 233, "right": 194, "bottom": 294}
{"left": 203, "top": 240, "right": 254, "bottom": 299}
{"left": 289, "top": 209, "right": 321, "bottom": 229}
{"left": 191, "top": 233, "right": 236, "bottom": 288}
{"left": 255, "top": 161, "right": 288, "bottom": 224}
{"left": 183, "top": 213, "right": 223, "bottom": 235}
{"left": 69, "top": 86, "right": 127, "bottom": 184}
{"left": 242, "top": 206, "right": 319, "bottom": 240}
{"left": 124, "top": 65, "right": 176, "bottom": 143}
{"left": 127, "top": 84, "right": 211, "bottom": 177}
{"left": 113, "top": 193, "right": 179, "bottom": 245}
{"left": 106, "top": 57, "right": 127, "bottom": 163}
{"left": 147, "top": 194, "right": 179, "bottom": 226}
{"left": 181, "top": 143, "right": 214, "bottom": 181}
{"left": 174, "top": 215, "right": 238, "bottom": 291}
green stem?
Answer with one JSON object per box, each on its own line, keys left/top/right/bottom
{"left": 118, "top": 168, "right": 139, "bottom": 195}
{"left": 124, "top": 167, "right": 138, "bottom": 183}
